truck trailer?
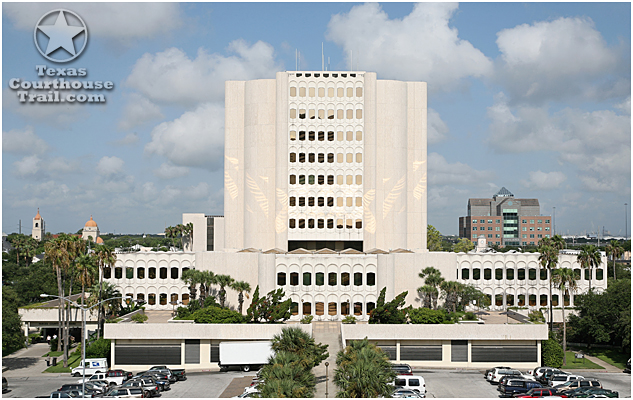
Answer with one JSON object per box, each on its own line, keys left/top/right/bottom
{"left": 218, "top": 341, "right": 274, "bottom": 372}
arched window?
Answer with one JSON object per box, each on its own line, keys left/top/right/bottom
{"left": 316, "top": 273, "right": 324, "bottom": 286}
{"left": 518, "top": 268, "right": 526, "bottom": 280}
{"left": 573, "top": 269, "right": 581, "bottom": 280}
{"left": 551, "top": 295, "right": 559, "bottom": 307}
{"left": 137, "top": 268, "right": 145, "bottom": 279}
{"left": 528, "top": 268, "right": 537, "bottom": 280}
{"left": 596, "top": 269, "right": 604, "bottom": 280}
{"left": 290, "top": 272, "right": 299, "bottom": 286}
{"left": 354, "top": 302, "right": 362, "bottom": 316}
{"left": 303, "top": 272, "right": 311, "bottom": 286}
{"left": 182, "top": 293, "right": 190, "bottom": 305}
{"left": 495, "top": 268, "right": 503, "bottom": 280}
{"left": 540, "top": 295, "right": 547, "bottom": 306}
{"left": 104, "top": 267, "right": 111, "bottom": 279}
{"left": 540, "top": 269, "right": 547, "bottom": 280}
{"left": 528, "top": 294, "right": 536, "bottom": 306}
{"left": 171, "top": 293, "right": 178, "bottom": 304}
{"left": 341, "top": 273, "right": 350, "bottom": 286}
{"left": 328, "top": 272, "right": 337, "bottom": 286}
{"left": 518, "top": 294, "right": 525, "bottom": 307}
{"left": 182, "top": 267, "right": 190, "bottom": 274}
{"left": 148, "top": 267, "right": 156, "bottom": 279}
{"left": 114, "top": 267, "right": 122, "bottom": 279}
{"left": 171, "top": 268, "right": 178, "bottom": 279}
{"left": 277, "top": 272, "right": 286, "bottom": 286}
{"left": 341, "top": 301, "right": 350, "bottom": 315}
{"left": 160, "top": 267, "right": 167, "bottom": 279}
{"left": 495, "top": 294, "right": 503, "bottom": 306}
{"left": 506, "top": 269, "right": 514, "bottom": 280}
{"left": 484, "top": 268, "right": 492, "bottom": 280}
{"left": 126, "top": 267, "right": 133, "bottom": 279}
{"left": 328, "top": 302, "right": 337, "bottom": 315}
{"left": 291, "top": 302, "right": 299, "bottom": 316}
{"left": 461, "top": 268, "right": 469, "bottom": 279}
{"left": 303, "top": 302, "right": 311, "bottom": 315}
{"left": 136, "top": 293, "right": 145, "bottom": 303}
{"left": 506, "top": 294, "right": 514, "bottom": 306}
{"left": 148, "top": 293, "right": 156, "bottom": 305}
{"left": 159, "top": 293, "right": 167, "bottom": 305}
{"left": 366, "top": 302, "right": 375, "bottom": 315}
{"left": 354, "top": 273, "right": 362, "bottom": 286}
{"left": 584, "top": 269, "right": 592, "bottom": 280}
{"left": 315, "top": 302, "right": 324, "bottom": 316}
{"left": 366, "top": 272, "right": 375, "bottom": 286}
{"left": 473, "top": 268, "right": 480, "bottom": 280}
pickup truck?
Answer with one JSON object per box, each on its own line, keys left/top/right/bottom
{"left": 77, "top": 372, "right": 126, "bottom": 386}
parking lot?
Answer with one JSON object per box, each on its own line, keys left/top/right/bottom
{"left": 2, "top": 368, "right": 630, "bottom": 398}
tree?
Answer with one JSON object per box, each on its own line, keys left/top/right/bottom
{"left": 439, "top": 281, "right": 463, "bottom": 313}
{"left": 417, "top": 267, "right": 444, "bottom": 309}
{"left": 191, "top": 306, "right": 247, "bottom": 323}
{"left": 408, "top": 308, "right": 450, "bottom": 324}
{"left": 453, "top": 238, "right": 475, "bottom": 253}
{"left": 230, "top": 280, "right": 252, "bottom": 314}
{"left": 427, "top": 225, "right": 442, "bottom": 252}
{"left": 605, "top": 240, "right": 624, "bottom": 280}
{"left": 2, "top": 287, "right": 25, "bottom": 356}
{"left": 369, "top": 288, "right": 409, "bottom": 324}
{"left": 538, "top": 241, "right": 559, "bottom": 332}
{"left": 334, "top": 338, "right": 396, "bottom": 398}
{"left": 198, "top": 270, "right": 216, "bottom": 306}
{"left": 44, "top": 237, "right": 65, "bottom": 352}
{"left": 76, "top": 253, "right": 97, "bottom": 350}
{"left": 95, "top": 246, "right": 116, "bottom": 338}
{"left": 182, "top": 222, "right": 193, "bottom": 251}
{"left": 550, "top": 268, "right": 578, "bottom": 365}
{"left": 577, "top": 245, "right": 601, "bottom": 291}
{"left": 247, "top": 286, "right": 292, "bottom": 323}
{"left": 258, "top": 351, "right": 316, "bottom": 398}
{"left": 88, "top": 282, "right": 122, "bottom": 321}
{"left": 541, "top": 332, "right": 563, "bottom": 368}
{"left": 214, "top": 274, "right": 235, "bottom": 308}
{"left": 271, "top": 326, "right": 329, "bottom": 368}
{"left": 181, "top": 269, "right": 202, "bottom": 305}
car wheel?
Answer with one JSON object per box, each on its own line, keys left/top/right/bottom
{"left": 242, "top": 365, "right": 251, "bottom": 372}
{"left": 73, "top": 372, "right": 80, "bottom": 377}
{"left": 144, "top": 390, "right": 150, "bottom": 398}
{"left": 220, "top": 366, "right": 228, "bottom": 372}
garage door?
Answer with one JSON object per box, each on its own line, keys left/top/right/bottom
{"left": 115, "top": 344, "right": 181, "bottom": 365}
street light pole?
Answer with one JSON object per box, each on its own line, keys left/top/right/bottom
{"left": 325, "top": 361, "right": 329, "bottom": 398}
{"left": 41, "top": 294, "right": 130, "bottom": 398}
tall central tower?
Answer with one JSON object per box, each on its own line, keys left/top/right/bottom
{"left": 224, "top": 71, "right": 427, "bottom": 252}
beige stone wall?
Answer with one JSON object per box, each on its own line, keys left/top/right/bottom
{"left": 182, "top": 213, "right": 206, "bottom": 252}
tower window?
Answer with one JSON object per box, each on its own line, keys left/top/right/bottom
{"left": 318, "top": 197, "right": 324, "bottom": 207}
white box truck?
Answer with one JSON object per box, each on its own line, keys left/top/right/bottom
{"left": 218, "top": 341, "right": 274, "bottom": 372}
{"left": 71, "top": 358, "right": 108, "bottom": 376}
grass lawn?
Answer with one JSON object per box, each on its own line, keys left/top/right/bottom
{"left": 44, "top": 353, "right": 81, "bottom": 373}
{"left": 583, "top": 348, "right": 628, "bottom": 370}
{"left": 562, "top": 351, "right": 604, "bottom": 369}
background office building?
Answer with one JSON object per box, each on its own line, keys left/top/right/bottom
{"left": 458, "top": 187, "right": 552, "bottom": 247}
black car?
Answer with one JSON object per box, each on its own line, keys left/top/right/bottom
{"left": 538, "top": 369, "right": 565, "bottom": 385}
{"left": 498, "top": 379, "right": 543, "bottom": 397}
{"left": 391, "top": 364, "right": 413, "bottom": 375}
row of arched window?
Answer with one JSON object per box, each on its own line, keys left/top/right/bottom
{"left": 290, "top": 301, "right": 374, "bottom": 316}
{"left": 289, "top": 196, "right": 362, "bottom": 208}
{"left": 105, "top": 266, "right": 190, "bottom": 280}
{"left": 289, "top": 130, "right": 362, "bottom": 142}
{"left": 289, "top": 86, "right": 363, "bottom": 99}
{"left": 289, "top": 218, "right": 362, "bottom": 230}
{"left": 125, "top": 292, "right": 191, "bottom": 306}
{"left": 290, "top": 107, "right": 362, "bottom": 121}
{"left": 278, "top": 271, "right": 376, "bottom": 286}
{"left": 289, "top": 174, "right": 362, "bottom": 185}
{"left": 484, "top": 293, "right": 571, "bottom": 307}
{"left": 289, "top": 152, "right": 362, "bottom": 164}
{"left": 460, "top": 267, "right": 603, "bottom": 281}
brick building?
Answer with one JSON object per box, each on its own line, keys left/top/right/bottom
{"left": 459, "top": 187, "right": 552, "bottom": 247}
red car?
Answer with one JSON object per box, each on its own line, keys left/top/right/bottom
{"left": 515, "top": 387, "right": 567, "bottom": 398}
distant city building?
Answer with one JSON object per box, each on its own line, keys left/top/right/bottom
{"left": 82, "top": 215, "right": 102, "bottom": 243}
{"left": 458, "top": 187, "right": 552, "bottom": 247}
{"left": 32, "top": 208, "right": 45, "bottom": 241}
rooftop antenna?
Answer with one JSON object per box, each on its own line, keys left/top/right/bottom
{"left": 321, "top": 42, "right": 324, "bottom": 71}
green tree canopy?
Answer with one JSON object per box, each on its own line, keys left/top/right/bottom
{"left": 453, "top": 238, "right": 475, "bottom": 253}
{"left": 408, "top": 307, "right": 451, "bottom": 324}
{"left": 427, "top": 225, "right": 442, "bottom": 252}
{"left": 247, "top": 286, "right": 292, "bottom": 323}
{"left": 369, "top": 288, "right": 409, "bottom": 324}
{"left": 271, "top": 326, "right": 329, "bottom": 369}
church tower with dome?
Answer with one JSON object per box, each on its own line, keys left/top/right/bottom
{"left": 82, "top": 215, "right": 100, "bottom": 243}
{"left": 32, "top": 208, "right": 45, "bottom": 241}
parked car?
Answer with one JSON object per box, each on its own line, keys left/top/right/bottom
{"left": 498, "top": 379, "right": 543, "bottom": 397}
{"left": 487, "top": 367, "right": 513, "bottom": 380}
{"left": 548, "top": 374, "right": 584, "bottom": 387}
{"left": 233, "top": 389, "right": 260, "bottom": 398}
{"left": 60, "top": 389, "right": 98, "bottom": 398}
{"left": 77, "top": 372, "right": 126, "bottom": 386}
{"left": 555, "top": 379, "right": 602, "bottom": 392}
{"left": 514, "top": 387, "right": 565, "bottom": 398}
{"left": 624, "top": 359, "right": 631, "bottom": 374}
{"left": 393, "top": 375, "right": 426, "bottom": 397}
{"left": 538, "top": 369, "right": 567, "bottom": 385}
{"left": 528, "top": 367, "right": 553, "bottom": 378}
{"left": 70, "top": 358, "right": 108, "bottom": 377}
{"left": 567, "top": 388, "right": 618, "bottom": 398}
{"left": 141, "top": 373, "right": 170, "bottom": 391}
{"left": 391, "top": 388, "right": 424, "bottom": 398}
{"left": 102, "top": 387, "right": 144, "bottom": 398}
{"left": 2, "top": 377, "right": 8, "bottom": 393}
{"left": 149, "top": 366, "right": 186, "bottom": 381}
{"left": 47, "top": 392, "right": 75, "bottom": 398}
{"left": 391, "top": 364, "right": 413, "bottom": 375}
{"left": 491, "top": 369, "right": 523, "bottom": 384}
{"left": 107, "top": 369, "right": 131, "bottom": 382}
{"left": 123, "top": 378, "right": 160, "bottom": 397}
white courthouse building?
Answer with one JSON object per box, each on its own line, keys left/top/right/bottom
{"left": 106, "top": 71, "right": 607, "bottom": 321}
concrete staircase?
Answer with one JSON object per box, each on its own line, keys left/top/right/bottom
{"left": 312, "top": 321, "right": 343, "bottom": 398}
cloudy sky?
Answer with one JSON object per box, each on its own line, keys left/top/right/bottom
{"left": 2, "top": 2, "right": 630, "bottom": 237}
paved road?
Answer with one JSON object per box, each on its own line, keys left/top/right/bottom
{"left": 312, "top": 322, "right": 342, "bottom": 398}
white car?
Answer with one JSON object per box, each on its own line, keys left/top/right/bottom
{"left": 77, "top": 373, "right": 125, "bottom": 386}
{"left": 548, "top": 374, "right": 584, "bottom": 387}
{"left": 392, "top": 388, "right": 424, "bottom": 398}
{"left": 490, "top": 369, "right": 523, "bottom": 384}
{"left": 393, "top": 375, "right": 426, "bottom": 397}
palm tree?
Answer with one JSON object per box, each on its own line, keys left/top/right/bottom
{"left": 440, "top": 281, "right": 463, "bottom": 313}
{"left": 334, "top": 338, "right": 396, "bottom": 398}
{"left": 88, "top": 282, "right": 122, "bottom": 320}
{"left": 538, "top": 243, "right": 559, "bottom": 332}
{"left": 214, "top": 274, "right": 235, "bottom": 308}
{"left": 577, "top": 245, "right": 601, "bottom": 292}
{"left": 271, "top": 326, "right": 329, "bottom": 369}
{"left": 258, "top": 351, "right": 316, "bottom": 398}
{"left": 230, "top": 281, "right": 252, "bottom": 314}
{"left": 418, "top": 267, "right": 444, "bottom": 309}
{"left": 551, "top": 234, "right": 566, "bottom": 251}
{"left": 198, "top": 270, "right": 216, "bottom": 305}
{"left": 95, "top": 246, "right": 116, "bottom": 337}
{"left": 605, "top": 240, "right": 623, "bottom": 280}
{"left": 45, "top": 238, "right": 65, "bottom": 352}
{"left": 182, "top": 223, "right": 193, "bottom": 251}
{"left": 551, "top": 268, "right": 579, "bottom": 365}
{"left": 76, "top": 253, "right": 97, "bottom": 347}
{"left": 417, "top": 285, "right": 436, "bottom": 309}
{"left": 181, "top": 269, "right": 201, "bottom": 304}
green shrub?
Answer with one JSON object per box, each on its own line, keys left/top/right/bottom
{"left": 85, "top": 338, "right": 111, "bottom": 359}
{"left": 192, "top": 306, "right": 247, "bottom": 324}
{"left": 408, "top": 308, "right": 450, "bottom": 324}
{"left": 463, "top": 311, "right": 477, "bottom": 321}
{"left": 342, "top": 315, "right": 357, "bottom": 324}
{"left": 542, "top": 334, "right": 563, "bottom": 368}
{"left": 175, "top": 306, "right": 192, "bottom": 320}
{"left": 204, "top": 296, "right": 220, "bottom": 308}
{"left": 50, "top": 338, "right": 58, "bottom": 351}
{"left": 300, "top": 315, "right": 314, "bottom": 324}
{"left": 131, "top": 313, "right": 148, "bottom": 323}
{"left": 529, "top": 310, "right": 545, "bottom": 323}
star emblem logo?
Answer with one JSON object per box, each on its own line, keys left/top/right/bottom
{"left": 34, "top": 9, "right": 88, "bottom": 63}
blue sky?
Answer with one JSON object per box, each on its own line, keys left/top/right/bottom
{"left": 2, "top": 2, "right": 631, "bottom": 238}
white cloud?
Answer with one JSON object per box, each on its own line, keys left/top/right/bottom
{"left": 96, "top": 156, "right": 125, "bottom": 177}
{"left": 111, "top": 133, "right": 140, "bottom": 146}
{"left": 3, "top": 126, "right": 48, "bottom": 154}
{"left": 48, "top": 157, "right": 78, "bottom": 174}
{"left": 14, "top": 155, "right": 41, "bottom": 176}
{"left": 520, "top": 170, "right": 567, "bottom": 190}
{"left": 4, "top": 3, "right": 182, "bottom": 42}
{"left": 14, "top": 180, "right": 71, "bottom": 208}
{"left": 427, "top": 108, "right": 449, "bottom": 145}
{"left": 615, "top": 97, "right": 631, "bottom": 116}
{"left": 495, "top": 16, "right": 629, "bottom": 104}
{"left": 145, "top": 103, "right": 224, "bottom": 170}
{"left": 487, "top": 96, "right": 631, "bottom": 192}
{"left": 428, "top": 152, "right": 494, "bottom": 186}
{"left": 3, "top": 88, "right": 87, "bottom": 128}
{"left": 154, "top": 163, "right": 190, "bottom": 180}
{"left": 125, "top": 40, "right": 282, "bottom": 107}
{"left": 326, "top": 3, "right": 492, "bottom": 92}
{"left": 118, "top": 94, "right": 164, "bottom": 131}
